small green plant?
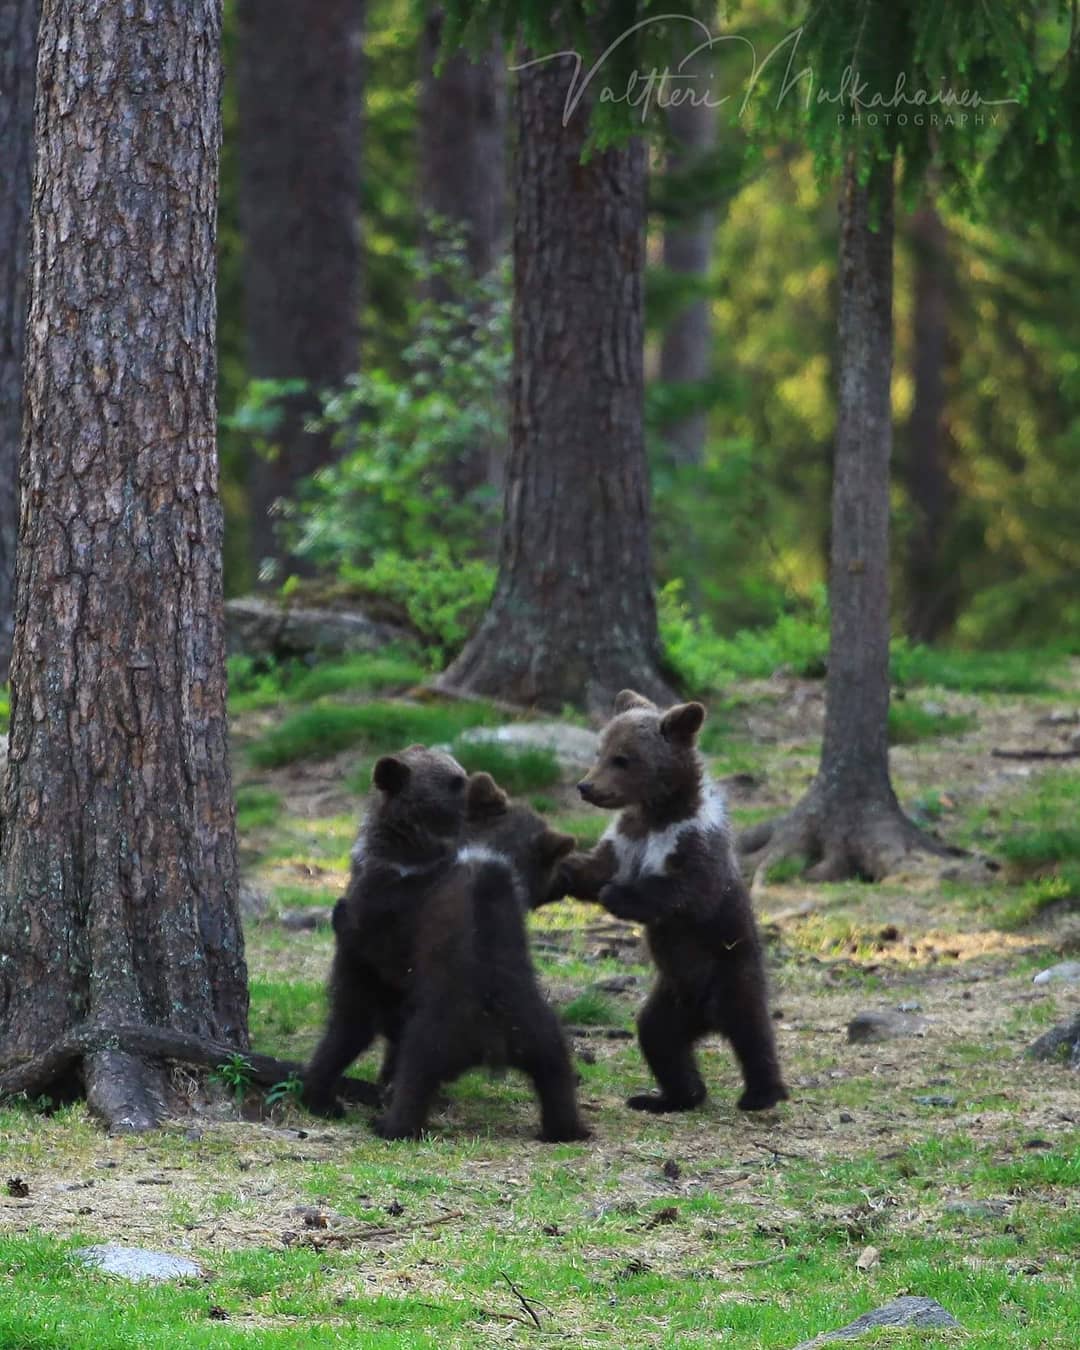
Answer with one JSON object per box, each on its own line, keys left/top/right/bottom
{"left": 266, "top": 1074, "right": 304, "bottom": 1110}
{"left": 211, "top": 1052, "right": 255, "bottom": 1108}
{"left": 887, "top": 702, "right": 976, "bottom": 745}
{"left": 560, "top": 990, "right": 617, "bottom": 1026}
{"left": 761, "top": 854, "right": 807, "bottom": 885}
{"left": 998, "top": 867, "right": 1080, "bottom": 929}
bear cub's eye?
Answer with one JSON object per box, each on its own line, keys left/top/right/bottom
{"left": 610, "top": 754, "right": 631, "bottom": 769}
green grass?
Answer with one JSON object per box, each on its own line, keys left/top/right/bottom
{"left": 228, "top": 649, "right": 428, "bottom": 715}
{"left": 997, "top": 866, "right": 1080, "bottom": 927}
{"left": 887, "top": 701, "right": 976, "bottom": 745}
{"left": 760, "top": 853, "right": 807, "bottom": 885}
{"left": 995, "top": 772, "right": 1080, "bottom": 874}
{"left": 890, "top": 643, "right": 1058, "bottom": 694}
{"left": 560, "top": 990, "right": 618, "bottom": 1026}
{"left": 248, "top": 699, "right": 500, "bottom": 768}
{"left": 449, "top": 739, "right": 561, "bottom": 794}
{"left": 235, "top": 785, "right": 283, "bottom": 832}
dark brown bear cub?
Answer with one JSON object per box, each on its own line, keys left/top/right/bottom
{"left": 373, "top": 773, "right": 588, "bottom": 1143}
{"left": 302, "top": 745, "right": 469, "bottom": 1117}
{"left": 565, "top": 690, "right": 788, "bottom": 1114}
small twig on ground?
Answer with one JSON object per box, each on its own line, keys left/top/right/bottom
{"left": 750, "top": 1141, "right": 805, "bottom": 1161}
{"left": 500, "top": 1272, "right": 547, "bottom": 1331}
{"left": 729, "top": 1253, "right": 789, "bottom": 1270}
{"left": 991, "top": 747, "right": 1080, "bottom": 761}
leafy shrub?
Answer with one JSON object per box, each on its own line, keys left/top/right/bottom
{"left": 890, "top": 641, "right": 1057, "bottom": 695}
{"left": 561, "top": 991, "right": 617, "bottom": 1026}
{"left": 286, "top": 650, "right": 428, "bottom": 701}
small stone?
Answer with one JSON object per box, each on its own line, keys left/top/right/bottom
{"left": 839, "top": 1111, "right": 855, "bottom": 1124}
{"left": 914, "top": 1094, "right": 957, "bottom": 1108}
{"left": 854, "top": 1245, "right": 879, "bottom": 1271}
{"left": 279, "top": 907, "right": 334, "bottom": 931}
{"left": 847, "top": 1010, "right": 928, "bottom": 1043}
{"left": 6, "top": 1177, "right": 29, "bottom": 1198}
{"left": 1032, "top": 962, "right": 1080, "bottom": 987}
{"left": 454, "top": 721, "right": 599, "bottom": 771}
{"left": 897, "top": 1001, "right": 922, "bottom": 1013}
{"left": 791, "top": 1295, "right": 961, "bottom": 1348}
{"left": 662, "top": 1159, "right": 682, "bottom": 1181}
{"left": 76, "top": 1245, "right": 202, "bottom": 1283}
{"left": 943, "top": 1199, "right": 1009, "bottom": 1218}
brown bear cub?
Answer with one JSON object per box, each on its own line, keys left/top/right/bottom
{"left": 303, "top": 751, "right": 588, "bottom": 1143}
{"left": 373, "top": 772, "right": 588, "bottom": 1143}
{"left": 302, "top": 745, "right": 470, "bottom": 1117}
{"left": 563, "top": 690, "right": 788, "bottom": 1114}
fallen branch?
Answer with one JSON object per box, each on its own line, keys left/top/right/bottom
{"left": 991, "top": 747, "right": 1080, "bottom": 761}
{"left": 0, "top": 1022, "right": 380, "bottom": 1107}
{"left": 500, "top": 1272, "right": 546, "bottom": 1331}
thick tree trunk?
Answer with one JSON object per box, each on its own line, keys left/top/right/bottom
{"left": 0, "top": 0, "right": 248, "bottom": 1130}
{"left": 437, "top": 51, "right": 675, "bottom": 714}
{"left": 419, "top": 6, "right": 507, "bottom": 502}
{"left": 740, "top": 158, "right": 952, "bottom": 882}
{"left": 0, "top": 0, "right": 39, "bottom": 682}
{"left": 658, "top": 63, "right": 716, "bottom": 467}
{"left": 903, "top": 202, "right": 957, "bottom": 642}
{"left": 235, "top": 0, "right": 363, "bottom": 578}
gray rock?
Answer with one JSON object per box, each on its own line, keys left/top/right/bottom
{"left": 225, "top": 595, "right": 408, "bottom": 661}
{"left": 279, "top": 907, "right": 334, "bottom": 931}
{"left": 455, "top": 721, "right": 600, "bottom": 770}
{"left": 897, "top": 1001, "right": 923, "bottom": 1013}
{"left": 943, "top": 1199, "right": 1009, "bottom": 1218}
{"left": 238, "top": 879, "right": 270, "bottom": 920}
{"left": 76, "top": 1244, "right": 202, "bottom": 1282}
{"left": 1032, "top": 961, "right": 1080, "bottom": 987}
{"left": 791, "top": 1296, "right": 960, "bottom": 1349}
{"left": 914, "top": 1094, "right": 957, "bottom": 1108}
{"left": 1027, "top": 1011, "right": 1080, "bottom": 1068}
{"left": 847, "top": 1009, "right": 928, "bottom": 1043}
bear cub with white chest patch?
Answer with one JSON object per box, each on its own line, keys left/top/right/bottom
{"left": 564, "top": 690, "right": 788, "bottom": 1114}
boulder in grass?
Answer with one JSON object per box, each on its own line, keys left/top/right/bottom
{"left": 454, "top": 721, "right": 599, "bottom": 771}
{"left": 76, "top": 1244, "right": 202, "bottom": 1282}
{"left": 847, "top": 1009, "right": 929, "bottom": 1043}
{"left": 791, "top": 1296, "right": 960, "bottom": 1349}
{"left": 225, "top": 596, "right": 408, "bottom": 661}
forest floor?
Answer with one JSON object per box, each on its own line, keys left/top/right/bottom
{"left": 1, "top": 653, "right": 1078, "bottom": 1349}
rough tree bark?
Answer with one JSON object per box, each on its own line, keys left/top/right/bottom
{"left": 658, "top": 60, "right": 716, "bottom": 467}
{"left": 740, "top": 158, "right": 952, "bottom": 882}
{"left": 0, "top": 0, "right": 39, "bottom": 682}
{"left": 235, "top": 0, "right": 363, "bottom": 578}
{"left": 437, "top": 51, "right": 675, "bottom": 714}
{"left": 903, "top": 201, "right": 957, "bottom": 642}
{"left": 419, "top": 6, "right": 507, "bottom": 501}
{"left": 0, "top": 0, "right": 249, "bottom": 1130}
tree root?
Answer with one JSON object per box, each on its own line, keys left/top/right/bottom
{"left": 738, "top": 789, "right": 961, "bottom": 884}
{"left": 0, "top": 1022, "right": 380, "bottom": 1126}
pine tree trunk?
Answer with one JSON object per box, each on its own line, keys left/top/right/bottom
{"left": 0, "top": 0, "right": 39, "bottom": 682}
{"left": 235, "top": 0, "right": 363, "bottom": 579}
{"left": 903, "top": 202, "right": 957, "bottom": 642}
{"left": 0, "top": 0, "right": 248, "bottom": 1130}
{"left": 739, "top": 158, "right": 952, "bottom": 882}
{"left": 437, "top": 52, "right": 674, "bottom": 714}
{"left": 658, "top": 67, "right": 715, "bottom": 468}
{"left": 419, "top": 7, "right": 506, "bottom": 286}
{"left": 418, "top": 6, "right": 507, "bottom": 501}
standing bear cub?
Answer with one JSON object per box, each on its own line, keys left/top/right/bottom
{"left": 563, "top": 691, "right": 788, "bottom": 1114}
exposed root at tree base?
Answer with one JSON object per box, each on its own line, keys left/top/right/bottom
{"left": 0, "top": 1022, "right": 380, "bottom": 1129}
{"left": 738, "top": 792, "right": 961, "bottom": 884}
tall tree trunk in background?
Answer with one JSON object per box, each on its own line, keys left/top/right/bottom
{"left": 419, "top": 6, "right": 507, "bottom": 501}
{"left": 0, "top": 0, "right": 39, "bottom": 682}
{"left": 658, "top": 68, "right": 716, "bottom": 467}
{"left": 236, "top": 0, "right": 363, "bottom": 580}
{"left": 420, "top": 7, "right": 506, "bottom": 287}
{"left": 438, "top": 53, "right": 674, "bottom": 714}
{"left": 904, "top": 202, "right": 957, "bottom": 642}
{"left": 740, "top": 158, "right": 950, "bottom": 882}
{"left": 0, "top": 0, "right": 248, "bottom": 1131}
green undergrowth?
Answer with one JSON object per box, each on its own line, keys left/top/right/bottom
{"left": 887, "top": 700, "right": 977, "bottom": 745}
{"left": 996, "top": 772, "right": 1080, "bottom": 876}
{"left": 248, "top": 699, "right": 500, "bottom": 769}
{"left": 228, "top": 649, "right": 429, "bottom": 714}
{"left": 235, "top": 785, "right": 284, "bottom": 833}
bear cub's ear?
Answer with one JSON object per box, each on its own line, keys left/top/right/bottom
{"left": 660, "top": 701, "right": 706, "bottom": 743}
{"left": 373, "top": 755, "right": 411, "bottom": 794}
{"left": 466, "top": 771, "right": 509, "bottom": 820}
{"left": 539, "top": 829, "right": 576, "bottom": 865}
{"left": 614, "top": 689, "right": 658, "bottom": 714}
